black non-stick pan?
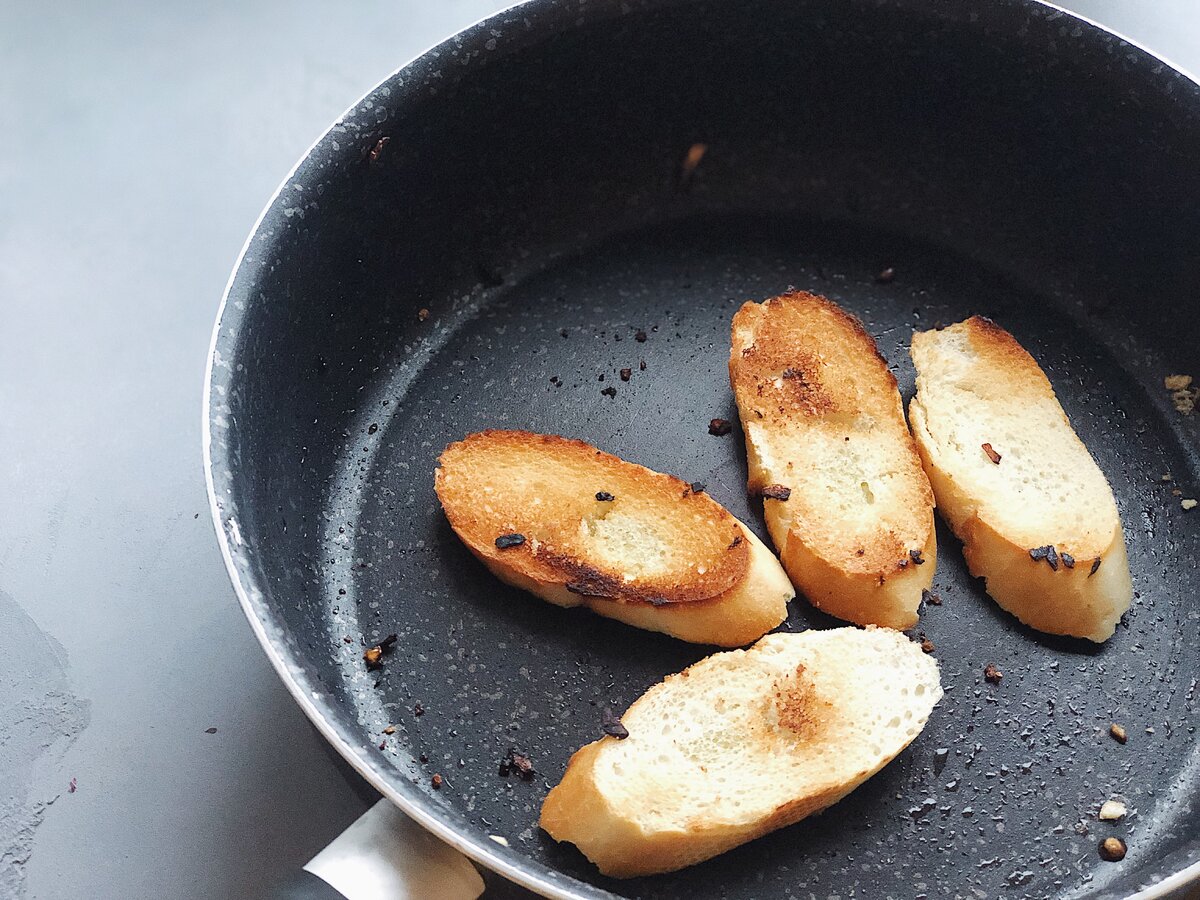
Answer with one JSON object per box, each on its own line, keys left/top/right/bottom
{"left": 204, "top": 1, "right": 1200, "bottom": 896}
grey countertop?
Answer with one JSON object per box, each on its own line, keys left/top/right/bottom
{"left": 1, "top": 2, "right": 1196, "bottom": 898}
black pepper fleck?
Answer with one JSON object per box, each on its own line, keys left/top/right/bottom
{"left": 495, "top": 533, "right": 526, "bottom": 549}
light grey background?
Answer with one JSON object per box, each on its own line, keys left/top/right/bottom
{"left": 0, "top": 2, "right": 1195, "bottom": 898}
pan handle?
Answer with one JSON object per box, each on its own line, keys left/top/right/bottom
{"left": 278, "top": 798, "right": 485, "bottom": 900}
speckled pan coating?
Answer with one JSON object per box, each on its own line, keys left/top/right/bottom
{"left": 205, "top": 1, "right": 1200, "bottom": 897}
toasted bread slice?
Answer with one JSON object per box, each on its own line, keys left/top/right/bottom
{"left": 729, "top": 291, "right": 937, "bottom": 630}
{"left": 434, "top": 431, "right": 794, "bottom": 646}
{"left": 908, "top": 317, "right": 1132, "bottom": 642}
{"left": 541, "top": 626, "right": 941, "bottom": 877}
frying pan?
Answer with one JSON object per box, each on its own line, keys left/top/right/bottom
{"left": 203, "top": 0, "right": 1200, "bottom": 896}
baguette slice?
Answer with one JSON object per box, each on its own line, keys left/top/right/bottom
{"left": 434, "top": 431, "right": 794, "bottom": 646}
{"left": 729, "top": 291, "right": 937, "bottom": 630}
{"left": 908, "top": 317, "right": 1132, "bottom": 642}
{"left": 541, "top": 626, "right": 941, "bottom": 877}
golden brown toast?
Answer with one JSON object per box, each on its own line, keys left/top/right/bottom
{"left": 729, "top": 291, "right": 936, "bottom": 629}
{"left": 434, "top": 431, "right": 794, "bottom": 646}
{"left": 540, "top": 626, "right": 942, "bottom": 877}
{"left": 908, "top": 317, "right": 1132, "bottom": 642}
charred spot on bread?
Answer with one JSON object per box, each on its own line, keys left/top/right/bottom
{"left": 689, "top": 482, "right": 706, "bottom": 494}
{"left": 772, "top": 663, "right": 823, "bottom": 734}
{"left": 495, "top": 533, "right": 526, "bottom": 549}
{"left": 1061, "top": 552, "right": 1076, "bottom": 569}
{"left": 909, "top": 549, "right": 926, "bottom": 565}
{"left": 595, "top": 491, "right": 615, "bottom": 502}
{"left": 600, "top": 708, "right": 630, "bottom": 740}
{"left": 761, "top": 484, "right": 792, "bottom": 501}
{"left": 728, "top": 535, "right": 743, "bottom": 550}
{"left": 1090, "top": 557, "right": 1103, "bottom": 577}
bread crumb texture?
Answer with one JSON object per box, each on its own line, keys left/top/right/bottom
{"left": 729, "top": 291, "right": 935, "bottom": 629}
{"left": 541, "top": 627, "right": 942, "bottom": 877}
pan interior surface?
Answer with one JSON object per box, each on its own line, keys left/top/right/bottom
{"left": 206, "top": 1, "right": 1200, "bottom": 897}
{"left": 326, "top": 217, "right": 1200, "bottom": 900}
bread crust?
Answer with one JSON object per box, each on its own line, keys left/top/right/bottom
{"left": 908, "top": 317, "right": 1132, "bottom": 642}
{"left": 435, "top": 430, "right": 794, "bottom": 646}
{"left": 729, "top": 292, "right": 936, "bottom": 629}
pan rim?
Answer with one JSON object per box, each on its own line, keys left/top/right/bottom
{"left": 202, "top": 1, "right": 1200, "bottom": 897}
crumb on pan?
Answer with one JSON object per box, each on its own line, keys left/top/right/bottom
{"left": 1165, "top": 374, "right": 1197, "bottom": 414}
{"left": 679, "top": 142, "right": 707, "bottom": 184}
{"left": 363, "top": 633, "right": 398, "bottom": 670}
{"left": 1099, "top": 837, "right": 1127, "bottom": 862}
{"left": 1099, "top": 799, "right": 1127, "bottom": 821}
